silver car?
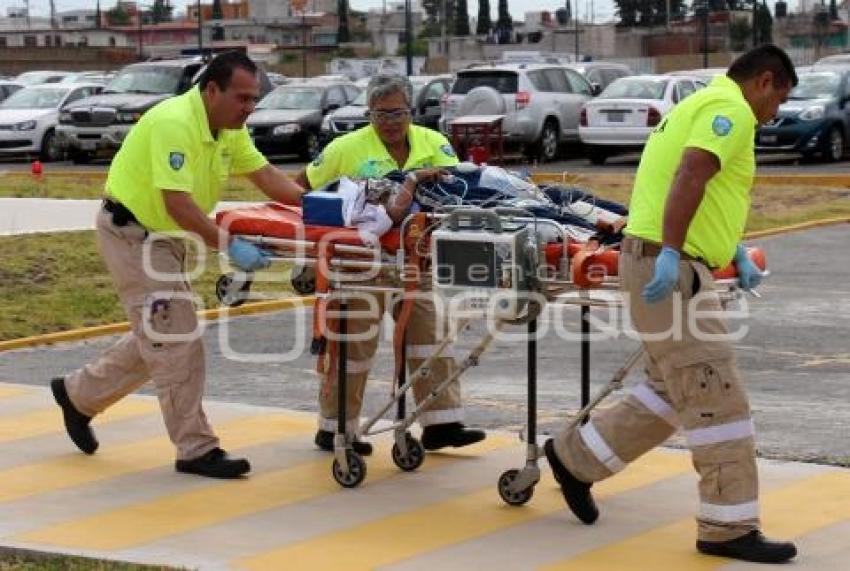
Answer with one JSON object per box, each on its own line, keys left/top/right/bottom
{"left": 439, "top": 63, "right": 596, "bottom": 162}
{"left": 0, "top": 83, "right": 102, "bottom": 161}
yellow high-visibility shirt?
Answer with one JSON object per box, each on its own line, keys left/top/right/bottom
{"left": 106, "top": 86, "right": 268, "bottom": 233}
{"left": 625, "top": 75, "right": 757, "bottom": 268}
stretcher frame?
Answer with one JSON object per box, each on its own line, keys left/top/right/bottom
{"left": 216, "top": 205, "right": 760, "bottom": 496}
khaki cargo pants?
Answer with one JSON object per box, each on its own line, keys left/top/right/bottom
{"left": 64, "top": 208, "right": 219, "bottom": 461}
{"left": 554, "top": 248, "right": 759, "bottom": 542}
{"left": 318, "top": 291, "right": 463, "bottom": 433}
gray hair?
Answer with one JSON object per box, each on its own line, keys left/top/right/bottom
{"left": 366, "top": 74, "right": 412, "bottom": 108}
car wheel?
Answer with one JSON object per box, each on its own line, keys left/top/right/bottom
{"left": 69, "top": 148, "right": 92, "bottom": 164}
{"left": 301, "top": 131, "right": 319, "bottom": 160}
{"left": 587, "top": 146, "right": 608, "bottom": 166}
{"left": 823, "top": 126, "right": 844, "bottom": 162}
{"left": 40, "top": 130, "right": 63, "bottom": 162}
{"left": 536, "top": 120, "right": 559, "bottom": 163}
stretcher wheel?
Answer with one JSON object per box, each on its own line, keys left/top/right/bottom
{"left": 498, "top": 469, "right": 535, "bottom": 506}
{"left": 215, "top": 273, "right": 253, "bottom": 307}
{"left": 290, "top": 264, "right": 316, "bottom": 295}
{"left": 391, "top": 433, "right": 425, "bottom": 472}
{"left": 332, "top": 450, "right": 367, "bottom": 488}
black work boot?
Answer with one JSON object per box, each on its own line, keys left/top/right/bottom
{"left": 697, "top": 530, "right": 797, "bottom": 563}
{"left": 50, "top": 377, "right": 98, "bottom": 455}
{"left": 544, "top": 439, "right": 599, "bottom": 524}
{"left": 421, "top": 422, "right": 486, "bottom": 451}
{"left": 175, "top": 447, "right": 251, "bottom": 479}
{"left": 314, "top": 430, "right": 373, "bottom": 456}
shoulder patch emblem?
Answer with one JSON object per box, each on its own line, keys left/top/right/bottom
{"left": 311, "top": 152, "right": 323, "bottom": 167}
{"left": 712, "top": 115, "right": 733, "bottom": 137}
{"left": 440, "top": 144, "right": 456, "bottom": 158}
{"left": 169, "top": 152, "right": 185, "bottom": 171}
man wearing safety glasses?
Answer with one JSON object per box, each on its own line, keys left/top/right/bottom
{"left": 295, "top": 73, "right": 486, "bottom": 455}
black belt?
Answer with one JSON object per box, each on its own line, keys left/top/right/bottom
{"left": 103, "top": 198, "right": 140, "bottom": 227}
{"left": 621, "top": 236, "right": 715, "bottom": 269}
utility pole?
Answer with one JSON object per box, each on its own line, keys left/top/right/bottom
{"left": 197, "top": 0, "right": 204, "bottom": 59}
{"left": 703, "top": 0, "right": 709, "bottom": 68}
{"left": 441, "top": 0, "right": 448, "bottom": 59}
{"left": 752, "top": 0, "right": 758, "bottom": 46}
{"left": 405, "top": 0, "right": 413, "bottom": 75}
{"left": 574, "top": 0, "right": 579, "bottom": 62}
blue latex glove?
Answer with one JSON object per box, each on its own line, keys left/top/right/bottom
{"left": 734, "top": 244, "right": 763, "bottom": 290}
{"left": 227, "top": 237, "right": 271, "bottom": 272}
{"left": 642, "top": 246, "right": 681, "bottom": 304}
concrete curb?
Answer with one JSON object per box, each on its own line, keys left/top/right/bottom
{"left": 0, "top": 296, "right": 315, "bottom": 353}
{"left": 745, "top": 217, "right": 850, "bottom": 239}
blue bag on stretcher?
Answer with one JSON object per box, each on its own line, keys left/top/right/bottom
{"left": 302, "top": 177, "right": 365, "bottom": 227}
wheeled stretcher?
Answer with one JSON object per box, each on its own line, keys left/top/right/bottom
{"left": 214, "top": 201, "right": 766, "bottom": 497}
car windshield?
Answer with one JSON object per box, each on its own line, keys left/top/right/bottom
{"left": 789, "top": 72, "right": 841, "bottom": 100}
{"left": 599, "top": 77, "right": 669, "bottom": 100}
{"left": 352, "top": 90, "right": 367, "bottom": 105}
{"left": 0, "top": 87, "right": 68, "bottom": 109}
{"left": 15, "top": 72, "right": 64, "bottom": 86}
{"left": 104, "top": 66, "right": 183, "bottom": 95}
{"left": 258, "top": 88, "right": 322, "bottom": 110}
{"left": 452, "top": 71, "right": 518, "bottom": 94}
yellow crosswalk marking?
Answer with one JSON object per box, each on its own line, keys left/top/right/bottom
{"left": 19, "top": 436, "right": 512, "bottom": 551}
{"left": 235, "top": 450, "right": 692, "bottom": 571}
{"left": 540, "top": 470, "right": 850, "bottom": 571}
{"left": 0, "top": 399, "right": 157, "bottom": 444}
{"left": 0, "top": 384, "right": 32, "bottom": 399}
{"left": 0, "top": 413, "right": 314, "bottom": 504}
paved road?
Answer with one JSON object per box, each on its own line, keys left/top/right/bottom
{"left": 1, "top": 224, "right": 848, "bottom": 466}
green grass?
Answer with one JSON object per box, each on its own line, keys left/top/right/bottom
{"left": 0, "top": 230, "right": 294, "bottom": 342}
{"left": 0, "top": 173, "right": 268, "bottom": 202}
{"left": 0, "top": 549, "right": 176, "bottom": 570}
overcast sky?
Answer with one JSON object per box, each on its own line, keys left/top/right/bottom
{"left": 2, "top": 0, "right": 794, "bottom": 25}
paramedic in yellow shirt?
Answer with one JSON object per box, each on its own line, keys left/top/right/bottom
{"left": 51, "top": 51, "right": 305, "bottom": 479}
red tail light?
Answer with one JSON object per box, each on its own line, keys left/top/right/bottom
{"left": 647, "top": 106, "right": 661, "bottom": 127}
{"left": 580, "top": 107, "right": 588, "bottom": 127}
{"left": 515, "top": 91, "right": 531, "bottom": 110}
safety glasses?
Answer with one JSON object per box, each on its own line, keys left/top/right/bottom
{"left": 366, "top": 108, "right": 412, "bottom": 124}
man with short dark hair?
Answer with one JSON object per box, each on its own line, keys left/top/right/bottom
{"left": 545, "top": 44, "right": 799, "bottom": 563}
{"left": 51, "top": 51, "right": 305, "bottom": 478}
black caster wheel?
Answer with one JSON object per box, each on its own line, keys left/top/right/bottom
{"left": 215, "top": 273, "right": 252, "bottom": 307}
{"left": 332, "top": 450, "right": 367, "bottom": 488}
{"left": 391, "top": 433, "right": 425, "bottom": 472}
{"left": 498, "top": 469, "right": 534, "bottom": 506}
{"left": 290, "top": 264, "right": 316, "bottom": 295}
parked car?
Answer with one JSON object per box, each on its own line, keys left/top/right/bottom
{"left": 814, "top": 53, "right": 850, "bottom": 67}
{"left": 57, "top": 58, "right": 273, "bottom": 163}
{"left": 0, "top": 83, "right": 102, "bottom": 161}
{"left": 59, "top": 71, "right": 113, "bottom": 85}
{"left": 579, "top": 74, "right": 706, "bottom": 164}
{"left": 321, "top": 74, "right": 451, "bottom": 142}
{"left": 439, "top": 63, "right": 596, "bottom": 161}
{"left": 667, "top": 67, "right": 728, "bottom": 83}
{"left": 0, "top": 80, "right": 23, "bottom": 104}
{"left": 247, "top": 81, "right": 360, "bottom": 159}
{"left": 568, "top": 61, "right": 633, "bottom": 91}
{"left": 13, "top": 70, "right": 73, "bottom": 86}
{"left": 756, "top": 66, "right": 850, "bottom": 162}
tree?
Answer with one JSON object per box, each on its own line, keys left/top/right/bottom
{"left": 106, "top": 4, "right": 131, "bottom": 26}
{"left": 614, "top": 0, "right": 686, "bottom": 27}
{"left": 477, "top": 0, "right": 492, "bottom": 35}
{"left": 454, "top": 0, "right": 470, "bottom": 35}
{"left": 211, "top": 0, "right": 223, "bottom": 21}
{"left": 152, "top": 0, "right": 173, "bottom": 23}
{"left": 338, "top": 0, "right": 350, "bottom": 42}
{"left": 829, "top": 0, "right": 838, "bottom": 20}
{"left": 496, "top": 0, "right": 512, "bottom": 42}
{"left": 755, "top": 1, "right": 772, "bottom": 43}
